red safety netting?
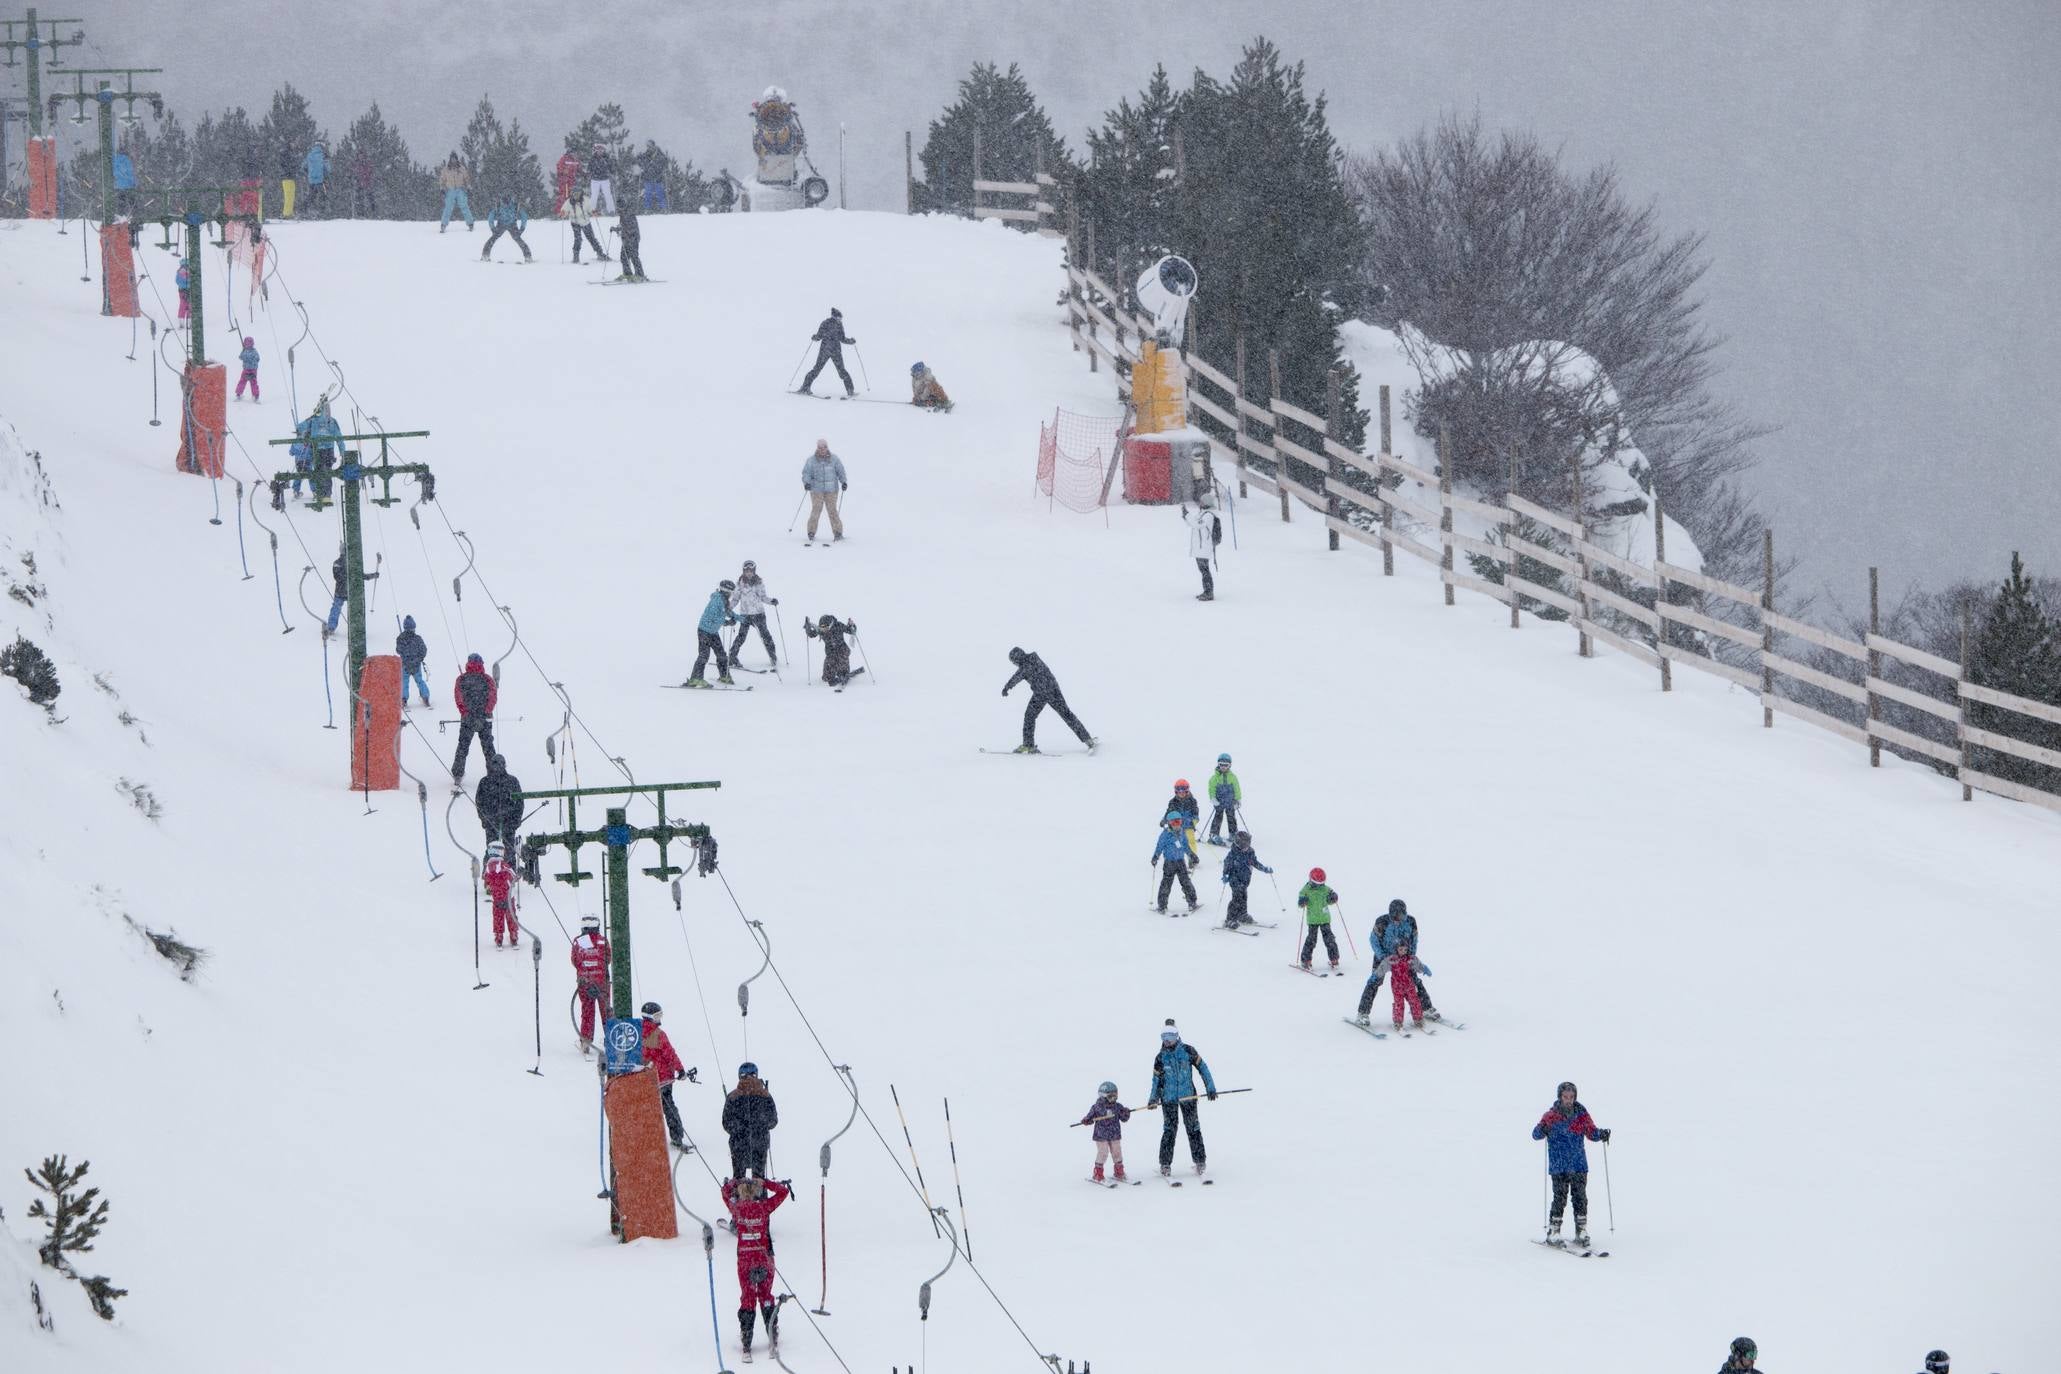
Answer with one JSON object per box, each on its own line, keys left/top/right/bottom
{"left": 1035, "top": 407, "right": 1125, "bottom": 515}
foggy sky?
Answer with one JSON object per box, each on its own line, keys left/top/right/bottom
{"left": 59, "top": 0, "right": 2061, "bottom": 599}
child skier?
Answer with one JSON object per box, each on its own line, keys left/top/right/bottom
{"left": 722, "top": 1174, "right": 791, "bottom": 1358}
{"left": 909, "top": 361, "right": 952, "bottom": 411}
{"left": 640, "top": 1001, "right": 692, "bottom": 1149}
{"left": 1205, "top": 753, "right": 1242, "bottom": 842}
{"left": 290, "top": 393, "right": 342, "bottom": 498}
{"left": 803, "top": 614, "right": 860, "bottom": 688}
{"left": 1078, "top": 1080, "right": 1132, "bottom": 1183}
{"left": 235, "top": 337, "right": 261, "bottom": 400}
{"left": 1151, "top": 812, "right": 1199, "bottom": 913}
{"left": 609, "top": 196, "right": 646, "bottom": 281}
{"left": 570, "top": 913, "right": 609, "bottom": 1052}
{"left": 1370, "top": 939, "right": 1429, "bottom": 1031}
{"left": 684, "top": 580, "right": 737, "bottom": 687}
{"left": 1297, "top": 868, "right": 1341, "bottom": 971}
{"left": 567, "top": 187, "right": 609, "bottom": 264}
{"left": 396, "top": 614, "right": 431, "bottom": 706}
{"left": 483, "top": 840, "right": 520, "bottom": 948}
{"left": 1163, "top": 778, "right": 1200, "bottom": 830}
{"left": 175, "top": 261, "right": 191, "bottom": 319}
{"left": 1219, "top": 831, "right": 1273, "bottom": 928}
{"left": 727, "top": 560, "right": 778, "bottom": 667}
{"left": 1532, "top": 1081, "right": 1610, "bottom": 1247}
{"left": 1361, "top": 899, "right": 1444, "bottom": 1024}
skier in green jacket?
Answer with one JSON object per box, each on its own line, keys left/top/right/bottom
{"left": 1204, "top": 752, "right": 1243, "bottom": 844}
{"left": 1297, "top": 868, "right": 1340, "bottom": 972}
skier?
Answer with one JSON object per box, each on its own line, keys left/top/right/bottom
{"left": 1219, "top": 831, "right": 1273, "bottom": 929}
{"left": 1146, "top": 1023, "right": 1216, "bottom": 1179}
{"left": 175, "top": 260, "right": 191, "bottom": 320}
{"left": 474, "top": 752, "right": 524, "bottom": 857}
{"left": 800, "top": 439, "right": 847, "bottom": 542}
{"left": 480, "top": 195, "right": 532, "bottom": 263}
{"left": 290, "top": 393, "right": 342, "bottom": 497}
{"left": 112, "top": 143, "right": 137, "bottom": 219}
{"left": 1204, "top": 752, "right": 1242, "bottom": 842}
{"left": 1183, "top": 496, "right": 1220, "bottom": 601}
{"left": 797, "top": 307, "right": 857, "bottom": 397}
{"left": 396, "top": 615, "right": 431, "bottom": 706}
{"left": 234, "top": 337, "right": 261, "bottom": 401}
{"left": 586, "top": 141, "right": 617, "bottom": 214}
{"left": 721, "top": 1174, "right": 791, "bottom": 1359}
{"left": 1000, "top": 647, "right": 1095, "bottom": 753}
{"left": 608, "top": 194, "right": 645, "bottom": 281}
{"left": 552, "top": 147, "right": 582, "bottom": 216}
{"left": 1532, "top": 1080, "right": 1610, "bottom": 1247}
{"left": 570, "top": 913, "right": 609, "bottom": 1051}
{"left": 721, "top": 1062, "right": 780, "bottom": 1180}
{"left": 323, "top": 551, "right": 348, "bottom": 634}
{"left": 639, "top": 157, "right": 666, "bottom": 212}
{"left": 684, "top": 580, "right": 738, "bottom": 688}
{"left": 640, "top": 1001, "right": 692, "bottom": 1149}
{"left": 909, "top": 361, "right": 952, "bottom": 410}
{"left": 303, "top": 140, "right": 327, "bottom": 213}
{"left": 1719, "top": 1337, "right": 1761, "bottom": 1372}
{"left": 1371, "top": 939, "right": 1429, "bottom": 1032}
{"left": 437, "top": 153, "right": 475, "bottom": 232}
{"left": 1359, "top": 899, "right": 1443, "bottom": 1025}
{"left": 1150, "top": 812, "right": 1200, "bottom": 914}
{"left": 1917, "top": 1352, "right": 1948, "bottom": 1374}
{"left": 802, "top": 614, "right": 859, "bottom": 688}
{"left": 1078, "top": 1080, "right": 1132, "bottom": 1184}
{"left": 449, "top": 652, "right": 499, "bottom": 782}
{"left": 1297, "top": 868, "right": 1342, "bottom": 972}
{"left": 567, "top": 186, "right": 609, "bottom": 264}
{"left": 727, "top": 560, "right": 778, "bottom": 666}
{"left": 482, "top": 840, "right": 520, "bottom": 948}
{"left": 1163, "top": 778, "right": 1200, "bottom": 830}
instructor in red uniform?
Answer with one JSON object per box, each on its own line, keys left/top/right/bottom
{"left": 570, "top": 914, "right": 609, "bottom": 1050}
{"left": 723, "top": 1174, "right": 791, "bottom": 1359}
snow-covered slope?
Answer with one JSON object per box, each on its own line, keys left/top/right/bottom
{"left": 1, "top": 210, "right": 2055, "bottom": 1373}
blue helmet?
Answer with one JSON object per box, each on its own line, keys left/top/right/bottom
{"left": 910, "top": 361, "right": 925, "bottom": 376}
{"left": 738, "top": 1061, "right": 759, "bottom": 1078}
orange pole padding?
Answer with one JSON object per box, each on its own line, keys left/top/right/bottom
{"left": 604, "top": 1071, "right": 680, "bottom": 1243}
{"left": 175, "top": 362, "right": 227, "bottom": 478}
{"left": 26, "top": 137, "right": 57, "bottom": 219}
{"left": 350, "top": 656, "right": 403, "bottom": 792}
{"left": 100, "top": 227, "right": 140, "bottom": 317}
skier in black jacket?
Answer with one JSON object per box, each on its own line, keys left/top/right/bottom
{"left": 798, "top": 308, "right": 857, "bottom": 396}
{"left": 474, "top": 753, "right": 524, "bottom": 856}
{"left": 396, "top": 614, "right": 430, "bottom": 707}
{"left": 1001, "top": 647, "right": 1095, "bottom": 753}
{"left": 803, "top": 614, "right": 859, "bottom": 687}
{"left": 721, "top": 1063, "right": 780, "bottom": 1179}
{"left": 1718, "top": 1336, "right": 1763, "bottom": 1373}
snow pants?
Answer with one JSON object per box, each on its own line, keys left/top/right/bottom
{"left": 1301, "top": 922, "right": 1339, "bottom": 965}
{"left": 589, "top": 177, "right": 615, "bottom": 213}
{"left": 235, "top": 367, "right": 260, "bottom": 399}
{"left": 402, "top": 665, "right": 432, "bottom": 705}
{"left": 1209, "top": 802, "right": 1241, "bottom": 840}
{"left": 480, "top": 225, "right": 531, "bottom": 261}
{"left": 806, "top": 490, "right": 843, "bottom": 539}
{"left": 729, "top": 1137, "right": 769, "bottom": 1181}
{"left": 571, "top": 222, "right": 606, "bottom": 261}
{"left": 801, "top": 348, "right": 853, "bottom": 394}
{"left": 576, "top": 982, "right": 609, "bottom": 1041}
{"left": 1093, "top": 1138, "right": 1125, "bottom": 1168}
{"left": 661, "top": 1082, "right": 685, "bottom": 1146}
{"left": 326, "top": 593, "right": 346, "bottom": 633}
{"left": 1196, "top": 557, "right": 1214, "bottom": 598}
{"left": 1157, "top": 1098, "right": 1205, "bottom": 1167}
{"left": 480, "top": 809, "right": 519, "bottom": 859}
{"left": 691, "top": 629, "right": 730, "bottom": 681}
{"left": 1023, "top": 692, "right": 1091, "bottom": 749}
{"left": 738, "top": 1291, "right": 778, "bottom": 1348}
{"left": 1157, "top": 858, "right": 1198, "bottom": 910}
{"left": 1357, "top": 967, "right": 1437, "bottom": 1018}
{"left": 492, "top": 894, "right": 520, "bottom": 945}
{"left": 642, "top": 181, "right": 666, "bottom": 212}
{"left": 450, "top": 712, "right": 496, "bottom": 780}
{"left": 1549, "top": 1171, "right": 1589, "bottom": 1225}
{"left": 618, "top": 229, "right": 643, "bottom": 279}
{"left": 1224, "top": 881, "right": 1251, "bottom": 925}
{"left": 281, "top": 178, "right": 297, "bottom": 218}
{"left": 730, "top": 613, "right": 775, "bottom": 663}
{"left": 819, "top": 642, "right": 852, "bottom": 686}
{"left": 1389, "top": 966, "right": 1423, "bottom": 1025}
{"left": 440, "top": 187, "right": 474, "bottom": 229}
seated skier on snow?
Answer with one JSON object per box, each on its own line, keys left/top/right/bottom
{"left": 909, "top": 361, "right": 952, "bottom": 410}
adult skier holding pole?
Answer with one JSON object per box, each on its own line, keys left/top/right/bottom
{"left": 1145, "top": 1022, "right": 1216, "bottom": 1181}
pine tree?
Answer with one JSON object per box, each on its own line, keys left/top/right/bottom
{"left": 461, "top": 98, "right": 545, "bottom": 214}
{"left": 1967, "top": 552, "right": 2061, "bottom": 788}
{"left": 190, "top": 106, "right": 264, "bottom": 189}
{"left": 333, "top": 103, "right": 434, "bottom": 219}
{"left": 916, "top": 63, "right": 1070, "bottom": 221}
{"left": 22, "top": 1155, "right": 124, "bottom": 1321}
{"left": 565, "top": 102, "right": 634, "bottom": 170}
{"left": 1080, "top": 65, "right": 1180, "bottom": 306}
{"left": 258, "top": 84, "right": 324, "bottom": 187}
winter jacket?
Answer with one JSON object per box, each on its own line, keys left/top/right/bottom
{"left": 730, "top": 573, "right": 773, "bottom": 616}
{"left": 722, "top": 1177, "right": 790, "bottom": 1255}
{"left": 721, "top": 1075, "right": 780, "bottom": 1148}
{"left": 1372, "top": 952, "right": 1429, "bottom": 981}
{"left": 454, "top": 662, "right": 498, "bottom": 718}
{"left": 810, "top": 314, "right": 854, "bottom": 354}
{"left": 641, "top": 1017, "right": 687, "bottom": 1083}
{"left": 1297, "top": 882, "right": 1339, "bottom": 926}
{"left": 304, "top": 145, "right": 327, "bottom": 185}
{"left": 1374, "top": 911, "right": 1419, "bottom": 959}
{"left": 331, "top": 555, "right": 348, "bottom": 599}
{"left": 1147, "top": 1040, "right": 1215, "bottom": 1107}
{"left": 1163, "top": 792, "right": 1200, "bottom": 827}
{"left": 911, "top": 367, "right": 950, "bottom": 407}
{"left": 568, "top": 196, "right": 592, "bottom": 227}
{"left": 292, "top": 410, "right": 342, "bottom": 464}
{"left": 239, "top": 344, "right": 260, "bottom": 372}
{"left": 1221, "top": 841, "right": 1272, "bottom": 886}
{"left": 804, "top": 618, "right": 855, "bottom": 657}
{"left": 587, "top": 148, "right": 615, "bottom": 179}
{"left": 697, "top": 590, "right": 736, "bottom": 635}
{"left": 175, "top": 264, "right": 191, "bottom": 295}
{"left": 438, "top": 163, "right": 470, "bottom": 190}
{"left": 1208, "top": 766, "right": 1242, "bottom": 807}
{"left": 570, "top": 930, "right": 610, "bottom": 992}
{"left": 801, "top": 452, "right": 848, "bottom": 492}
{"left": 554, "top": 151, "right": 582, "bottom": 186}
{"left": 1151, "top": 826, "right": 1194, "bottom": 867}
{"left": 1000, "top": 651, "right": 1062, "bottom": 699}
{"left": 482, "top": 856, "right": 517, "bottom": 916}
{"left": 1532, "top": 1102, "right": 1604, "bottom": 1175}
{"left": 396, "top": 629, "right": 428, "bottom": 673}
{"left": 475, "top": 758, "right": 524, "bottom": 825}
{"left": 487, "top": 199, "right": 527, "bottom": 233}
{"left": 1079, "top": 1098, "right": 1132, "bottom": 1141}
{"left": 1185, "top": 505, "right": 1218, "bottom": 560}
{"left": 112, "top": 152, "right": 136, "bottom": 191}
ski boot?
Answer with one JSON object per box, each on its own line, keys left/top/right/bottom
{"left": 1300, "top": 959, "right": 1313, "bottom": 971}
{"left": 682, "top": 677, "right": 710, "bottom": 688}
{"left": 1412, "top": 1017, "right": 1426, "bottom": 1031}
{"left": 1159, "top": 1164, "right": 1172, "bottom": 1179}
{"left": 718, "top": 673, "right": 735, "bottom": 685}
{"left": 1424, "top": 1009, "right": 1445, "bottom": 1023}
{"left": 1113, "top": 1164, "right": 1128, "bottom": 1183}
{"left": 1195, "top": 591, "right": 1214, "bottom": 601}
{"left": 1544, "top": 1218, "right": 1565, "bottom": 1246}
{"left": 1573, "top": 1220, "right": 1591, "bottom": 1247}
{"left": 1013, "top": 743, "right": 1040, "bottom": 754}
{"left": 1092, "top": 1163, "right": 1106, "bottom": 1183}
{"left": 1186, "top": 901, "right": 1200, "bottom": 913}
{"left": 1354, "top": 1014, "right": 1370, "bottom": 1027}
{"left": 1193, "top": 1161, "right": 1208, "bottom": 1180}
{"left": 1330, "top": 960, "right": 1341, "bottom": 972}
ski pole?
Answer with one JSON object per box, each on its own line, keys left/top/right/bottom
{"left": 943, "top": 1097, "right": 971, "bottom": 1262}
{"left": 851, "top": 343, "right": 871, "bottom": 393}
{"left": 1340, "top": 915, "right": 1359, "bottom": 961}
{"left": 528, "top": 935, "right": 543, "bottom": 1076}
{"left": 469, "top": 856, "right": 488, "bottom": 990}
{"left": 787, "top": 491, "right": 808, "bottom": 532}
{"left": 786, "top": 340, "right": 814, "bottom": 390}
{"left": 1142, "top": 1089, "right": 1250, "bottom": 1108}
{"left": 1266, "top": 869, "right": 1287, "bottom": 912}
{"left": 774, "top": 603, "right": 791, "bottom": 668}
{"left": 851, "top": 626, "right": 876, "bottom": 684}
{"left": 889, "top": 1083, "right": 942, "bottom": 1236}
{"left": 1603, "top": 1139, "right": 1615, "bottom": 1232}
{"left": 1542, "top": 1144, "right": 1550, "bottom": 1231}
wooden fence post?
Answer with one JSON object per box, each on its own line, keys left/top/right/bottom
{"left": 1959, "top": 607, "right": 1972, "bottom": 801}
{"left": 1439, "top": 426, "right": 1454, "bottom": 606}
{"left": 1268, "top": 350, "right": 1289, "bottom": 523}
{"left": 1083, "top": 220, "right": 1099, "bottom": 373}
{"left": 1574, "top": 452, "right": 1591, "bottom": 657}
{"left": 971, "top": 128, "right": 982, "bottom": 220}
{"left": 1655, "top": 494, "right": 1672, "bottom": 691}
{"left": 1379, "top": 385, "right": 1393, "bottom": 577}
{"left": 1508, "top": 448, "right": 1520, "bottom": 628}
{"left": 905, "top": 131, "right": 914, "bottom": 214}
{"left": 1761, "top": 529, "right": 1775, "bottom": 728}
{"left": 1324, "top": 369, "right": 1342, "bottom": 552}
{"left": 1234, "top": 334, "right": 1248, "bottom": 498}
{"left": 1868, "top": 565, "right": 1882, "bottom": 767}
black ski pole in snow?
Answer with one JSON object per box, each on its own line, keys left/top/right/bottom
{"left": 528, "top": 935, "right": 544, "bottom": 1076}
{"left": 851, "top": 343, "right": 872, "bottom": 394}
{"left": 470, "top": 856, "right": 488, "bottom": 990}
{"left": 786, "top": 340, "right": 814, "bottom": 391}
{"left": 1602, "top": 1139, "right": 1615, "bottom": 1232}
{"left": 1266, "top": 869, "right": 1287, "bottom": 912}
{"left": 787, "top": 492, "right": 808, "bottom": 532}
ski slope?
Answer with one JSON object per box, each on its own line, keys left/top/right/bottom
{"left": 1, "top": 209, "right": 2055, "bottom": 1373}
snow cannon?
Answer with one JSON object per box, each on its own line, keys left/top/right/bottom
{"left": 748, "top": 85, "right": 830, "bottom": 210}
{"left": 1135, "top": 255, "right": 1198, "bottom": 342}
{"left": 1121, "top": 255, "right": 1211, "bottom": 503}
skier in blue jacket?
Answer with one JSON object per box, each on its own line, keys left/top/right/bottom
{"left": 1146, "top": 1023, "right": 1216, "bottom": 1178}
{"left": 683, "top": 580, "right": 738, "bottom": 687}
{"left": 1359, "top": 899, "right": 1442, "bottom": 1023}
{"left": 800, "top": 439, "right": 847, "bottom": 543}
{"left": 1532, "top": 1081, "right": 1610, "bottom": 1246}
{"left": 289, "top": 394, "right": 343, "bottom": 497}
{"left": 480, "top": 196, "right": 532, "bottom": 262}
{"left": 303, "top": 141, "right": 328, "bottom": 212}
{"left": 1150, "top": 812, "right": 1199, "bottom": 913}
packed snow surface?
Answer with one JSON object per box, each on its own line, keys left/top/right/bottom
{"left": 1, "top": 210, "right": 2054, "bottom": 1371}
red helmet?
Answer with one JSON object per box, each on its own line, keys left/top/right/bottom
{"left": 1173, "top": 779, "right": 1190, "bottom": 791}
{"left": 1309, "top": 867, "right": 1326, "bottom": 882}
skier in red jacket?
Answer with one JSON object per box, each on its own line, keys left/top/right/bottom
{"left": 640, "top": 1001, "right": 692, "bottom": 1149}
{"left": 483, "top": 841, "right": 520, "bottom": 947}
{"left": 722, "top": 1174, "right": 791, "bottom": 1358}
{"left": 553, "top": 149, "right": 583, "bottom": 216}
{"left": 570, "top": 914, "right": 609, "bottom": 1051}
{"left": 450, "top": 653, "right": 498, "bottom": 783}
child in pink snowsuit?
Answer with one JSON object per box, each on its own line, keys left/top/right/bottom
{"left": 483, "top": 845, "right": 520, "bottom": 947}
{"left": 1079, "top": 1081, "right": 1132, "bottom": 1183}
{"left": 1377, "top": 944, "right": 1428, "bottom": 1030}
{"left": 235, "top": 337, "right": 261, "bottom": 400}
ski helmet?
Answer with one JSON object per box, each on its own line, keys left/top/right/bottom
{"left": 742, "top": 560, "right": 757, "bottom": 573}
{"left": 484, "top": 840, "right": 504, "bottom": 859}
{"left": 1098, "top": 1080, "right": 1118, "bottom": 1096}
{"left": 580, "top": 913, "right": 601, "bottom": 931}
{"left": 467, "top": 652, "right": 484, "bottom": 667}
{"left": 1924, "top": 1353, "right": 1949, "bottom": 1374}
{"left": 1165, "top": 812, "right": 1185, "bottom": 825}
{"left": 641, "top": 1001, "right": 663, "bottom": 1018}
{"left": 1308, "top": 867, "right": 1325, "bottom": 882}
{"left": 1217, "top": 753, "right": 1232, "bottom": 764}
{"left": 738, "top": 1061, "right": 759, "bottom": 1079}
{"left": 403, "top": 614, "right": 416, "bottom": 631}
{"left": 910, "top": 361, "right": 925, "bottom": 376}
{"left": 1388, "top": 898, "right": 1408, "bottom": 916}
{"left": 1729, "top": 1337, "right": 1757, "bottom": 1360}
{"left": 1173, "top": 779, "right": 1190, "bottom": 791}
{"left": 1160, "top": 1027, "right": 1180, "bottom": 1044}
{"left": 720, "top": 579, "right": 737, "bottom": 592}
{"left": 1558, "top": 1081, "right": 1578, "bottom": 1099}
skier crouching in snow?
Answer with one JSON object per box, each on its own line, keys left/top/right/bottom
{"left": 1001, "top": 647, "right": 1095, "bottom": 753}
{"left": 803, "top": 614, "right": 859, "bottom": 687}
{"left": 483, "top": 840, "right": 520, "bottom": 947}
{"left": 1078, "top": 1080, "right": 1132, "bottom": 1183}
{"left": 1360, "top": 899, "right": 1443, "bottom": 1025}
{"left": 722, "top": 1174, "right": 791, "bottom": 1357}
{"left": 1532, "top": 1081, "right": 1609, "bottom": 1247}
{"left": 570, "top": 913, "right": 609, "bottom": 1051}
{"left": 685, "top": 580, "right": 738, "bottom": 687}
{"left": 1151, "top": 812, "right": 1199, "bottom": 914}
{"left": 1147, "top": 1023, "right": 1215, "bottom": 1178}
{"left": 1297, "top": 868, "right": 1341, "bottom": 972}
{"left": 1219, "top": 831, "right": 1272, "bottom": 928}
{"left": 909, "top": 361, "right": 952, "bottom": 410}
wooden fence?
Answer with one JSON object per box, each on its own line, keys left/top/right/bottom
{"left": 1058, "top": 257, "right": 2061, "bottom": 817}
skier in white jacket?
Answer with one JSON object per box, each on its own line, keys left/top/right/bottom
{"left": 1183, "top": 497, "right": 1219, "bottom": 601}
{"left": 727, "top": 560, "right": 780, "bottom": 666}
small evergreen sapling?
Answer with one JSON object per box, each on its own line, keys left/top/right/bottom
{"left": 2, "top": 633, "right": 60, "bottom": 706}
{"left": 23, "top": 1155, "right": 126, "bottom": 1321}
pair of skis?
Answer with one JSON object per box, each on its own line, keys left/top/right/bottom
{"left": 1210, "top": 920, "right": 1277, "bottom": 937}
{"left": 1533, "top": 1238, "right": 1610, "bottom": 1259}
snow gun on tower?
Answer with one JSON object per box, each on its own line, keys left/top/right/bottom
{"left": 1120, "top": 255, "right": 1211, "bottom": 505}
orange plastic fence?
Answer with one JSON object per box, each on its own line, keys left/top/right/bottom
{"left": 175, "top": 362, "right": 226, "bottom": 478}
{"left": 99, "top": 227, "right": 139, "bottom": 317}
{"left": 604, "top": 1071, "right": 680, "bottom": 1242}
{"left": 350, "top": 656, "right": 401, "bottom": 791}
{"left": 26, "top": 138, "right": 56, "bottom": 219}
